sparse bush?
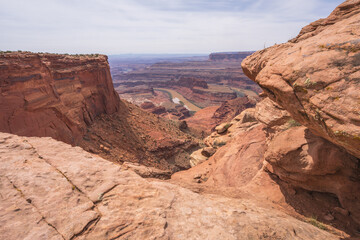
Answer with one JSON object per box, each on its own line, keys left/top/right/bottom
{"left": 307, "top": 217, "right": 328, "bottom": 231}
{"left": 285, "top": 119, "right": 301, "bottom": 129}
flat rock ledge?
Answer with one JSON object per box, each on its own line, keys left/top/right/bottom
{"left": 0, "top": 132, "right": 338, "bottom": 240}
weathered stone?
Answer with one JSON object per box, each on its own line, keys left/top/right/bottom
{"left": 0, "top": 132, "right": 338, "bottom": 240}
{"left": 201, "top": 147, "right": 216, "bottom": 157}
{"left": 215, "top": 122, "right": 232, "bottom": 134}
{"left": 0, "top": 52, "right": 119, "bottom": 145}
{"left": 242, "top": 0, "right": 360, "bottom": 158}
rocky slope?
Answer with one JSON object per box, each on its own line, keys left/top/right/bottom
{"left": 0, "top": 132, "right": 338, "bottom": 240}
{"left": 185, "top": 96, "right": 256, "bottom": 135}
{"left": 174, "top": 97, "right": 360, "bottom": 237}
{"left": 0, "top": 52, "right": 198, "bottom": 172}
{"left": 174, "top": 0, "right": 360, "bottom": 237}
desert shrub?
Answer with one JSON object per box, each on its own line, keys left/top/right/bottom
{"left": 284, "top": 119, "right": 301, "bottom": 130}
{"left": 307, "top": 217, "right": 328, "bottom": 231}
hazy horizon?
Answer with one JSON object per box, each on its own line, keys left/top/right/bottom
{"left": 1, "top": 0, "right": 344, "bottom": 54}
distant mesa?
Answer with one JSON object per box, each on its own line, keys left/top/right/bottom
{"left": 209, "top": 51, "right": 255, "bottom": 61}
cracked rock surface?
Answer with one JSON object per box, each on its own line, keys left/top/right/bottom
{"left": 0, "top": 132, "right": 338, "bottom": 239}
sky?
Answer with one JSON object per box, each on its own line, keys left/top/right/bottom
{"left": 0, "top": 0, "right": 344, "bottom": 54}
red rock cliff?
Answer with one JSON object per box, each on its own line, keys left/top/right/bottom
{"left": 242, "top": 0, "right": 360, "bottom": 158}
{"left": 0, "top": 52, "right": 120, "bottom": 144}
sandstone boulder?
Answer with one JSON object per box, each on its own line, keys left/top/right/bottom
{"left": 233, "top": 108, "right": 257, "bottom": 123}
{"left": 215, "top": 122, "right": 232, "bottom": 134}
{"left": 201, "top": 147, "right": 216, "bottom": 157}
{"left": 189, "top": 149, "right": 209, "bottom": 167}
{"left": 265, "top": 126, "right": 360, "bottom": 223}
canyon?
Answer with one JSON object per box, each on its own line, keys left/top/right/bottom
{"left": 110, "top": 52, "right": 261, "bottom": 122}
{"left": 0, "top": 53, "right": 198, "bottom": 172}
{"left": 1, "top": 0, "right": 360, "bottom": 239}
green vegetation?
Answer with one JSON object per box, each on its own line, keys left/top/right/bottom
{"left": 285, "top": 119, "right": 302, "bottom": 130}
{"left": 155, "top": 89, "right": 173, "bottom": 99}
{"left": 154, "top": 88, "right": 202, "bottom": 111}
{"left": 307, "top": 217, "right": 328, "bottom": 231}
{"left": 304, "top": 78, "right": 317, "bottom": 87}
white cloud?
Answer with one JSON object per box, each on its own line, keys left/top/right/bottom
{"left": 0, "top": 0, "right": 344, "bottom": 54}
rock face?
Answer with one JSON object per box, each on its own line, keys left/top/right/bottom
{"left": 0, "top": 52, "right": 198, "bottom": 172}
{"left": 175, "top": 1, "right": 360, "bottom": 235}
{"left": 212, "top": 96, "right": 257, "bottom": 126}
{"left": 0, "top": 132, "right": 338, "bottom": 240}
{"left": 174, "top": 98, "right": 360, "bottom": 236}
{"left": 241, "top": 0, "right": 360, "bottom": 158}
{"left": 265, "top": 126, "right": 360, "bottom": 219}
{"left": 0, "top": 52, "right": 119, "bottom": 145}
{"left": 185, "top": 97, "right": 256, "bottom": 136}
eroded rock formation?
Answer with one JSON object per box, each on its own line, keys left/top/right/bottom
{"left": 241, "top": 0, "right": 360, "bottom": 158}
{"left": 0, "top": 52, "right": 198, "bottom": 172}
{"left": 175, "top": 1, "right": 360, "bottom": 236}
{"left": 0, "top": 132, "right": 338, "bottom": 240}
{"left": 0, "top": 52, "right": 119, "bottom": 145}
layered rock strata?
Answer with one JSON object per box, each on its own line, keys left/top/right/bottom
{"left": 0, "top": 52, "right": 198, "bottom": 172}
{"left": 0, "top": 52, "right": 119, "bottom": 145}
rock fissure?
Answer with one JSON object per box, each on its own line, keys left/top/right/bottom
{"left": 4, "top": 176, "right": 66, "bottom": 240}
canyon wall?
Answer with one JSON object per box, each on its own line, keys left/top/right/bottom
{"left": 0, "top": 52, "right": 119, "bottom": 145}
{"left": 0, "top": 52, "right": 198, "bottom": 172}
{"left": 174, "top": 0, "right": 360, "bottom": 235}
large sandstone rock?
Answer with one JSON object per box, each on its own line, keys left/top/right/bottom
{"left": 265, "top": 126, "right": 360, "bottom": 222}
{"left": 242, "top": 0, "right": 360, "bottom": 158}
{"left": 0, "top": 52, "right": 119, "bottom": 145}
{"left": 0, "top": 132, "right": 338, "bottom": 240}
